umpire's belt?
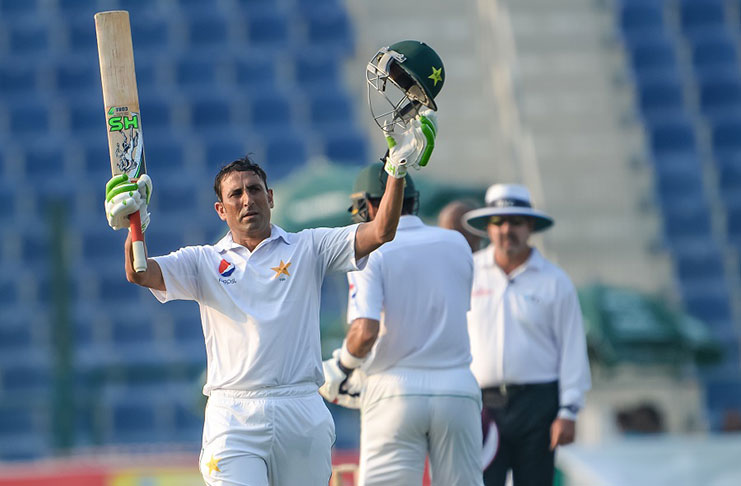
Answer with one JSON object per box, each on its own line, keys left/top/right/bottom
{"left": 481, "top": 381, "right": 558, "bottom": 408}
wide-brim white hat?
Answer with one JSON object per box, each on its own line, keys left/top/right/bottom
{"left": 462, "top": 183, "right": 554, "bottom": 238}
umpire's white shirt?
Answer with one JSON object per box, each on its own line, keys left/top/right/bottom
{"left": 468, "top": 246, "right": 591, "bottom": 414}
{"left": 150, "top": 224, "right": 366, "bottom": 395}
{"left": 347, "top": 216, "right": 479, "bottom": 399}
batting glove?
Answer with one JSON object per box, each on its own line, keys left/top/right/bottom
{"left": 105, "top": 173, "right": 152, "bottom": 231}
{"left": 319, "top": 345, "right": 366, "bottom": 409}
{"left": 384, "top": 108, "right": 438, "bottom": 178}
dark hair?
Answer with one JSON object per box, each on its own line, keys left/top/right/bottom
{"left": 213, "top": 155, "right": 268, "bottom": 201}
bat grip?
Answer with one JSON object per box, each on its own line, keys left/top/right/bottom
{"left": 129, "top": 210, "right": 147, "bottom": 273}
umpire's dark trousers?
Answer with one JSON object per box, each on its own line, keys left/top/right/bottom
{"left": 481, "top": 381, "right": 559, "bottom": 486}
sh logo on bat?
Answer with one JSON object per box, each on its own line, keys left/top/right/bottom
{"left": 107, "top": 106, "right": 144, "bottom": 177}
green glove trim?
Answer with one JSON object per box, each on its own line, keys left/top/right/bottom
{"left": 386, "top": 136, "right": 397, "bottom": 149}
{"left": 106, "top": 183, "right": 139, "bottom": 202}
{"left": 418, "top": 121, "right": 436, "bottom": 167}
{"left": 105, "top": 174, "right": 129, "bottom": 196}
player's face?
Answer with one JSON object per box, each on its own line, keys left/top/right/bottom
{"left": 215, "top": 171, "right": 273, "bottom": 238}
{"left": 487, "top": 215, "right": 533, "bottom": 258}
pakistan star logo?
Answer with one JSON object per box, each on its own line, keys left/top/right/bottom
{"left": 428, "top": 66, "right": 443, "bottom": 86}
{"left": 271, "top": 260, "right": 291, "bottom": 280}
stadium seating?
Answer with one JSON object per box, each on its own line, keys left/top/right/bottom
{"left": 0, "top": 0, "right": 366, "bottom": 457}
{"left": 617, "top": 0, "right": 741, "bottom": 430}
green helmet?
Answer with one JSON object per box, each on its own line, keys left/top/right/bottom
{"left": 366, "top": 40, "right": 445, "bottom": 134}
{"left": 348, "top": 162, "right": 419, "bottom": 223}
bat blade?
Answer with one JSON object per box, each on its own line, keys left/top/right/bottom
{"left": 95, "top": 10, "right": 147, "bottom": 272}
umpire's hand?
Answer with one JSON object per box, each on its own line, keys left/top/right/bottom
{"left": 550, "top": 418, "right": 576, "bottom": 450}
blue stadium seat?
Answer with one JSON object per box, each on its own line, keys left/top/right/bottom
{"left": 67, "top": 18, "right": 97, "bottom": 54}
{"left": 9, "top": 102, "right": 49, "bottom": 137}
{"left": 248, "top": 90, "right": 293, "bottom": 133}
{"left": 675, "top": 243, "right": 726, "bottom": 282}
{"left": 111, "top": 317, "right": 154, "bottom": 346}
{"left": 637, "top": 73, "right": 685, "bottom": 122}
{"left": 309, "top": 92, "right": 354, "bottom": 131}
{"left": 710, "top": 115, "right": 741, "bottom": 157}
{"left": 265, "top": 134, "right": 307, "bottom": 181}
{"left": 293, "top": 53, "right": 341, "bottom": 89}
{"left": 234, "top": 53, "right": 276, "bottom": 90}
{"left": 139, "top": 94, "right": 173, "bottom": 131}
{"left": 324, "top": 128, "right": 369, "bottom": 165}
{"left": 697, "top": 69, "right": 741, "bottom": 118}
{"left": 79, "top": 228, "right": 126, "bottom": 265}
{"left": 690, "top": 31, "right": 738, "bottom": 72}
{"left": 660, "top": 200, "right": 713, "bottom": 248}
{"left": 0, "top": 316, "right": 31, "bottom": 354}
{"left": 81, "top": 140, "right": 113, "bottom": 182}
{"left": 69, "top": 102, "right": 103, "bottom": 133}
{"left": 144, "top": 139, "right": 185, "bottom": 173}
{"left": 191, "top": 93, "right": 233, "bottom": 129}
{"left": 618, "top": 2, "right": 664, "bottom": 37}
{"left": 175, "top": 57, "right": 217, "bottom": 89}
{"left": 0, "top": 0, "right": 39, "bottom": 19}
{"left": 303, "top": 9, "right": 353, "bottom": 53}
{"left": 53, "top": 59, "right": 98, "bottom": 95}
{"left": 647, "top": 117, "right": 697, "bottom": 156}
{"left": 9, "top": 19, "right": 49, "bottom": 54}
{"left": 131, "top": 17, "right": 171, "bottom": 52}
{"left": 726, "top": 205, "right": 741, "bottom": 245}
{"left": 1, "top": 362, "right": 51, "bottom": 395}
{"left": 173, "top": 403, "right": 203, "bottom": 442}
{"left": 204, "top": 138, "right": 249, "bottom": 174}
{"left": 185, "top": 14, "right": 229, "bottom": 49}
{"left": 246, "top": 12, "right": 290, "bottom": 47}
{"left": 154, "top": 182, "right": 200, "bottom": 215}
{"left": 679, "top": 0, "right": 726, "bottom": 35}
{"left": 0, "top": 65, "right": 36, "bottom": 97}
{"left": 97, "top": 273, "right": 147, "bottom": 302}
{"left": 628, "top": 35, "right": 679, "bottom": 75}
{"left": 680, "top": 280, "right": 733, "bottom": 325}
{"left": 110, "top": 401, "right": 157, "bottom": 444}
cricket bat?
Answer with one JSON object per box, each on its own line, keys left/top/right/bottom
{"left": 95, "top": 10, "right": 147, "bottom": 272}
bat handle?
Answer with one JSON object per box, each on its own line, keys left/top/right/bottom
{"left": 129, "top": 210, "right": 147, "bottom": 272}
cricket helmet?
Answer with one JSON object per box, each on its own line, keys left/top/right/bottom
{"left": 366, "top": 40, "right": 445, "bottom": 133}
{"left": 348, "top": 162, "right": 419, "bottom": 223}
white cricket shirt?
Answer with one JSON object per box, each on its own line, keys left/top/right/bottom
{"left": 468, "top": 246, "right": 591, "bottom": 412}
{"left": 347, "top": 216, "right": 475, "bottom": 380}
{"left": 150, "top": 224, "right": 366, "bottom": 395}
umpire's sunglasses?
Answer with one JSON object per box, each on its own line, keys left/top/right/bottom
{"left": 489, "top": 216, "right": 529, "bottom": 227}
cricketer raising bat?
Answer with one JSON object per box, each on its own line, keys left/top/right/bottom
{"left": 95, "top": 10, "right": 147, "bottom": 272}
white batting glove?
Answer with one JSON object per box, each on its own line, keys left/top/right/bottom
{"left": 104, "top": 173, "right": 152, "bottom": 231}
{"left": 384, "top": 108, "right": 438, "bottom": 178}
{"left": 319, "top": 346, "right": 366, "bottom": 409}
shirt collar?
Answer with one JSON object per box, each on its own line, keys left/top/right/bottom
{"left": 214, "top": 224, "right": 292, "bottom": 253}
{"left": 397, "top": 215, "right": 424, "bottom": 230}
{"left": 485, "top": 244, "right": 544, "bottom": 273}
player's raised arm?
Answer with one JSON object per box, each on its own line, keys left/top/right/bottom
{"left": 124, "top": 231, "right": 164, "bottom": 290}
{"left": 354, "top": 111, "right": 437, "bottom": 260}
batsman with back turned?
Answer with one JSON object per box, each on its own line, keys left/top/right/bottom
{"left": 100, "top": 14, "right": 441, "bottom": 483}
{"left": 320, "top": 41, "right": 484, "bottom": 486}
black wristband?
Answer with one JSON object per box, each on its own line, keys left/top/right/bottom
{"left": 336, "top": 360, "right": 354, "bottom": 376}
{"left": 560, "top": 404, "right": 579, "bottom": 415}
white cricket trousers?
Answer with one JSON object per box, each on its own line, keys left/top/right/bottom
{"left": 359, "top": 394, "right": 484, "bottom": 486}
{"left": 200, "top": 384, "right": 335, "bottom": 486}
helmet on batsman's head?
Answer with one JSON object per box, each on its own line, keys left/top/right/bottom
{"left": 366, "top": 40, "right": 444, "bottom": 133}
{"left": 348, "top": 162, "right": 419, "bottom": 223}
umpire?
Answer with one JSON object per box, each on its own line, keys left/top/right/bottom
{"left": 462, "top": 184, "right": 591, "bottom": 486}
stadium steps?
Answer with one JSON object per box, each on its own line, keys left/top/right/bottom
{"left": 486, "top": 0, "right": 674, "bottom": 294}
